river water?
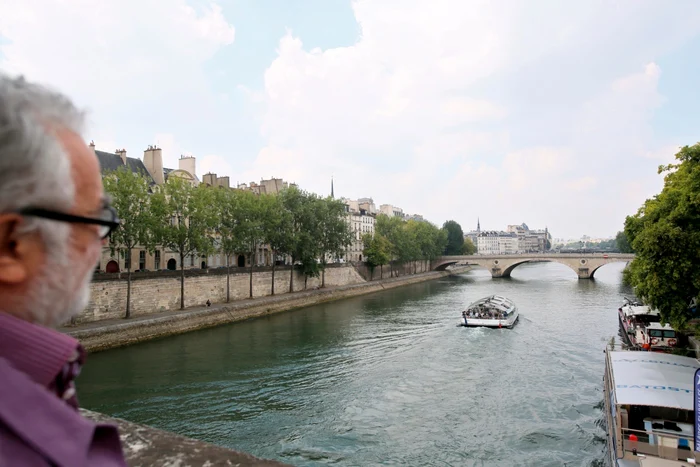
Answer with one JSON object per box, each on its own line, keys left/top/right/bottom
{"left": 77, "top": 262, "right": 631, "bottom": 466}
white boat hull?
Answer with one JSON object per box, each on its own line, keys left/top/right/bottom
{"left": 459, "top": 310, "right": 519, "bottom": 329}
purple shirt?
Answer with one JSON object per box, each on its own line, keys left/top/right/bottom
{"left": 0, "top": 312, "right": 127, "bottom": 466}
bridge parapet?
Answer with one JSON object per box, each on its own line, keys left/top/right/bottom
{"left": 431, "top": 253, "right": 634, "bottom": 279}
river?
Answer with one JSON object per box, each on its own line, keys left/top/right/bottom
{"left": 77, "top": 262, "right": 631, "bottom": 466}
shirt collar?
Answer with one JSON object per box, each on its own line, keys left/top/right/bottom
{"left": 0, "top": 357, "right": 95, "bottom": 466}
{"left": 0, "top": 311, "right": 83, "bottom": 387}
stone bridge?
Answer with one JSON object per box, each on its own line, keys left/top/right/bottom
{"left": 431, "top": 253, "right": 635, "bottom": 279}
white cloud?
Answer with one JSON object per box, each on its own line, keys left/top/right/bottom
{"left": 248, "top": 0, "right": 700, "bottom": 237}
{"left": 3, "top": 0, "right": 700, "bottom": 238}
{"left": 0, "top": 0, "right": 234, "bottom": 131}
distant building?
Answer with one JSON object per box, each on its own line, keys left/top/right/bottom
{"left": 476, "top": 231, "right": 518, "bottom": 255}
{"left": 358, "top": 197, "right": 377, "bottom": 215}
{"left": 237, "top": 178, "right": 296, "bottom": 194}
{"left": 379, "top": 203, "right": 404, "bottom": 218}
{"left": 471, "top": 221, "right": 551, "bottom": 254}
{"left": 464, "top": 218, "right": 481, "bottom": 248}
{"left": 406, "top": 213, "right": 426, "bottom": 222}
{"left": 342, "top": 198, "right": 376, "bottom": 262}
{"left": 92, "top": 143, "right": 284, "bottom": 274}
{"left": 93, "top": 144, "right": 201, "bottom": 273}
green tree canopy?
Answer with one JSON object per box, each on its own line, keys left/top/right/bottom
{"left": 462, "top": 237, "right": 477, "bottom": 255}
{"left": 152, "top": 178, "right": 217, "bottom": 309}
{"left": 362, "top": 233, "right": 391, "bottom": 278}
{"left": 103, "top": 166, "right": 159, "bottom": 318}
{"left": 615, "top": 230, "right": 633, "bottom": 253}
{"left": 442, "top": 220, "right": 465, "bottom": 255}
{"left": 213, "top": 187, "right": 241, "bottom": 302}
{"left": 624, "top": 143, "right": 700, "bottom": 329}
{"left": 317, "top": 196, "right": 353, "bottom": 287}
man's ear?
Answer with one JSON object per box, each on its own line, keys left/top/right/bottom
{"left": 0, "top": 214, "right": 33, "bottom": 285}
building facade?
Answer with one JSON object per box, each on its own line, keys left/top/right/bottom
{"left": 93, "top": 144, "right": 294, "bottom": 274}
{"left": 343, "top": 198, "right": 376, "bottom": 262}
{"left": 472, "top": 221, "right": 552, "bottom": 255}
{"left": 379, "top": 203, "right": 404, "bottom": 218}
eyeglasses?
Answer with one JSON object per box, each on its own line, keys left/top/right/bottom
{"left": 18, "top": 205, "right": 121, "bottom": 239}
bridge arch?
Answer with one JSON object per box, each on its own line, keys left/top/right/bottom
{"left": 500, "top": 259, "right": 579, "bottom": 278}
{"left": 430, "top": 254, "right": 635, "bottom": 279}
{"left": 433, "top": 261, "right": 460, "bottom": 271}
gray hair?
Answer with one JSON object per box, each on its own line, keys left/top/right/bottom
{"left": 0, "top": 73, "right": 83, "bottom": 244}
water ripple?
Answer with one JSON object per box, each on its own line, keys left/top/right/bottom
{"left": 78, "top": 262, "right": 629, "bottom": 466}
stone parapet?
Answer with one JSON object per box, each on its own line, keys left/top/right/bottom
{"left": 80, "top": 409, "right": 290, "bottom": 466}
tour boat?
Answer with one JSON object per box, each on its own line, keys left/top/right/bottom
{"left": 618, "top": 298, "right": 682, "bottom": 352}
{"left": 603, "top": 347, "right": 699, "bottom": 465}
{"left": 459, "top": 295, "right": 518, "bottom": 329}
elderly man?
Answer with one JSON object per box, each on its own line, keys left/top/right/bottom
{"left": 0, "top": 75, "right": 127, "bottom": 465}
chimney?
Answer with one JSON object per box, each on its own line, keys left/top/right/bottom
{"left": 178, "top": 155, "right": 196, "bottom": 178}
{"left": 143, "top": 145, "right": 164, "bottom": 185}
{"left": 115, "top": 148, "right": 127, "bottom": 165}
{"left": 89, "top": 140, "right": 96, "bottom": 154}
{"left": 217, "top": 176, "right": 230, "bottom": 189}
{"left": 203, "top": 173, "right": 217, "bottom": 186}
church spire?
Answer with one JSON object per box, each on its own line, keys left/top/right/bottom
{"left": 331, "top": 176, "right": 334, "bottom": 198}
{"left": 477, "top": 217, "right": 480, "bottom": 233}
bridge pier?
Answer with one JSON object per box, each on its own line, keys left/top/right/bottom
{"left": 490, "top": 267, "right": 507, "bottom": 278}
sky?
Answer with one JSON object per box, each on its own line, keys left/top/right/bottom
{"left": 2, "top": 0, "right": 700, "bottom": 239}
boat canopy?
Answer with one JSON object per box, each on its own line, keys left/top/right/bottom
{"left": 621, "top": 305, "right": 659, "bottom": 317}
{"left": 467, "top": 295, "right": 515, "bottom": 313}
{"left": 609, "top": 351, "right": 700, "bottom": 411}
{"left": 645, "top": 322, "right": 674, "bottom": 331}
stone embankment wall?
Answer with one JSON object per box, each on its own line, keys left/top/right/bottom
{"left": 67, "top": 267, "right": 470, "bottom": 352}
{"left": 77, "top": 264, "right": 364, "bottom": 324}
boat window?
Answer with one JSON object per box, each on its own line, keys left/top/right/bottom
{"left": 649, "top": 330, "right": 663, "bottom": 337}
{"left": 662, "top": 330, "right": 676, "bottom": 338}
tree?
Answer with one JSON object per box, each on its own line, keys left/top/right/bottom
{"left": 261, "top": 194, "right": 287, "bottom": 296}
{"left": 213, "top": 188, "right": 241, "bottom": 302}
{"left": 317, "top": 197, "right": 353, "bottom": 287}
{"left": 362, "top": 233, "right": 391, "bottom": 279}
{"left": 462, "top": 237, "right": 476, "bottom": 255}
{"left": 615, "top": 230, "right": 633, "bottom": 253}
{"left": 278, "top": 186, "right": 311, "bottom": 292}
{"left": 153, "top": 178, "right": 216, "bottom": 309}
{"left": 235, "top": 190, "right": 267, "bottom": 299}
{"left": 375, "top": 214, "right": 405, "bottom": 276}
{"left": 442, "top": 220, "right": 465, "bottom": 255}
{"left": 103, "top": 167, "right": 159, "bottom": 318}
{"left": 623, "top": 143, "right": 700, "bottom": 329}
{"left": 411, "top": 221, "right": 446, "bottom": 273}
{"left": 297, "top": 193, "right": 323, "bottom": 289}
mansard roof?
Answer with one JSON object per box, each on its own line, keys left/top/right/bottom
{"left": 95, "top": 150, "right": 156, "bottom": 185}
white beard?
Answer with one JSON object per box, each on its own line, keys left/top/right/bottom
{"left": 25, "top": 230, "right": 97, "bottom": 327}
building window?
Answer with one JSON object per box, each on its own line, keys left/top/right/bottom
{"left": 155, "top": 250, "right": 161, "bottom": 270}
{"left": 139, "top": 250, "right": 146, "bottom": 270}
{"left": 190, "top": 255, "right": 195, "bottom": 267}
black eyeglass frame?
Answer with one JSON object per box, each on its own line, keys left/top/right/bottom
{"left": 18, "top": 206, "right": 121, "bottom": 239}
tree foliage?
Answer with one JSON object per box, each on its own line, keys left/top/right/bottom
{"left": 615, "top": 230, "right": 633, "bottom": 253}
{"left": 317, "top": 196, "right": 354, "bottom": 287}
{"left": 152, "top": 178, "right": 217, "bottom": 309}
{"left": 362, "top": 233, "right": 391, "bottom": 278}
{"left": 103, "top": 166, "right": 159, "bottom": 318}
{"left": 375, "top": 214, "right": 447, "bottom": 275}
{"left": 442, "top": 220, "right": 465, "bottom": 255}
{"left": 462, "top": 237, "right": 477, "bottom": 255}
{"left": 623, "top": 143, "right": 700, "bottom": 329}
